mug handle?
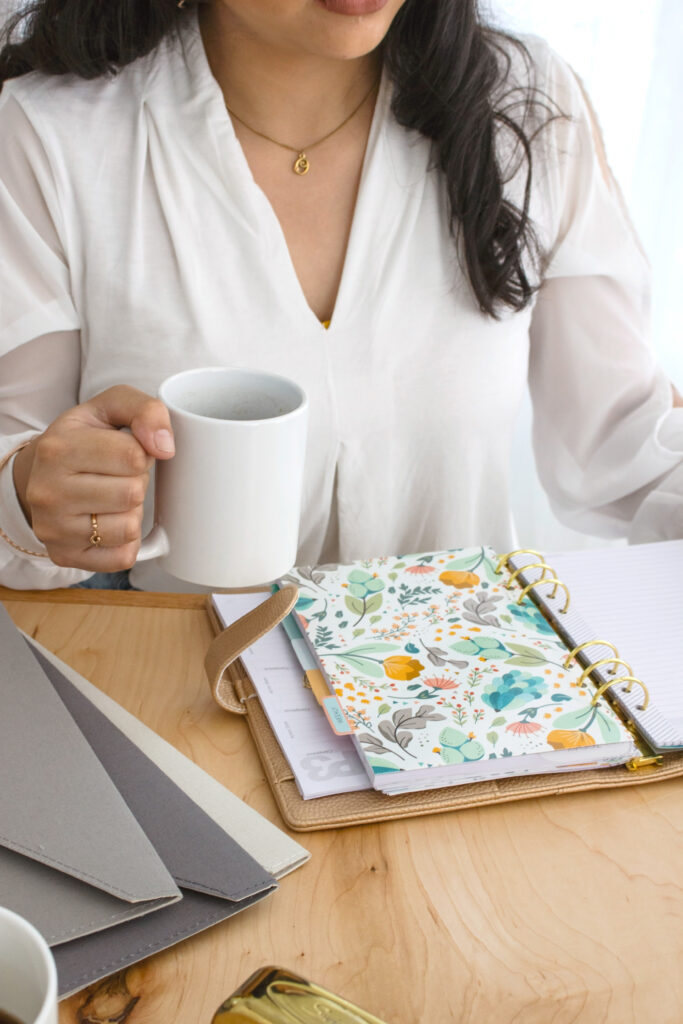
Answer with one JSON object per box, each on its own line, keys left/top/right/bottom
{"left": 136, "top": 523, "right": 170, "bottom": 561}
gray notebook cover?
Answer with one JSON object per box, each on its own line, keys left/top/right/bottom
{"left": 0, "top": 605, "right": 179, "bottom": 913}
{"left": 25, "top": 635, "right": 309, "bottom": 881}
{"left": 0, "top": 605, "right": 277, "bottom": 997}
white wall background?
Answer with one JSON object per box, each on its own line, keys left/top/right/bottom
{"left": 486, "top": 0, "right": 682, "bottom": 550}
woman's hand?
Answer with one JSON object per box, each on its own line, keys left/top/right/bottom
{"left": 12, "top": 386, "right": 175, "bottom": 571}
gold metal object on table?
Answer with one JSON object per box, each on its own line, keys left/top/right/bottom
{"left": 212, "top": 965, "right": 388, "bottom": 1024}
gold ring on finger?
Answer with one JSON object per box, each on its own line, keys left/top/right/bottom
{"left": 89, "top": 513, "right": 102, "bottom": 547}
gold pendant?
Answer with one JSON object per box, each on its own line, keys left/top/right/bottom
{"left": 293, "top": 152, "right": 310, "bottom": 175}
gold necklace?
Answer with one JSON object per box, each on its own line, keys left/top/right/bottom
{"left": 225, "top": 79, "right": 379, "bottom": 176}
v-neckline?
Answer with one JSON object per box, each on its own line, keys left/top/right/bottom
{"left": 183, "top": 14, "right": 390, "bottom": 336}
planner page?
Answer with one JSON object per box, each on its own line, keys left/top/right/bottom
{"left": 511, "top": 540, "right": 683, "bottom": 751}
{"left": 211, "top": 593, "right": 371, "bottom": 799}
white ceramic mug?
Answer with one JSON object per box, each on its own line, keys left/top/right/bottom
{"left": 0, "top": 907, "right": 57, "bottom": 1024}
{"left": 137, "top": 367, "right": 308, "bottom": 588}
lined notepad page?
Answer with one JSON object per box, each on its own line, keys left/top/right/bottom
{"left": 512, "top": 540, "right": 683, "bottom": 751}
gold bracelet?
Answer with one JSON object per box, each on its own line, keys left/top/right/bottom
{"left": 0, "top": 441, "right": 49, "bottom": 558}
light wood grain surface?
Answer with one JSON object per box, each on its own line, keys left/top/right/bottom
{"left": 3, "top": 590, "right": 683, "bottom": 1024}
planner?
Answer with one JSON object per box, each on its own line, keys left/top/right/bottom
{"left": 207, "top": 540, "right": 683, "bottom": 829}
{"left": 282, "top": 546, "right": 642, "bottom": 794}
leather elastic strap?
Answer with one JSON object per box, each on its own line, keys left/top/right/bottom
{"left": 205, "top": 585, "right": 298, "bottom": 714}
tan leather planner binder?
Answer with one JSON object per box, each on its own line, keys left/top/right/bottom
{"left": 204, "top": 585, "right": 683, "bottom": 832}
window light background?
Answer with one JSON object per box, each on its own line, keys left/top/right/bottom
{"left": 488, "top": 0, "right": 682, "bottom": 549}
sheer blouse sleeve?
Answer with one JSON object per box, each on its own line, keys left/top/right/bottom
{"left": 0, "top": 89, "right": 89, "bottom": 587}
{"left": 0, "top": 333, "right": 92, "bottom": 588}
{"left": 527, "top": 46, "right": 683, "bottom": 542}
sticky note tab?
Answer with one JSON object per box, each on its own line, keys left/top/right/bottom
{"left": 306, "top": 669, "right": 330, "bottom": 705}
{"left": 291, "top": 637, "right": 319, "bottom": 673}
{"left": 322, "top": 696, "right": 354, "bottom": 735}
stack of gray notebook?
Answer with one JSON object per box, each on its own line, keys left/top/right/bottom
{"left": 0, "top": 604, "right": 308, "bottom": 998}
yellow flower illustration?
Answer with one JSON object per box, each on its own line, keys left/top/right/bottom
{"left": 383, "top": 655, "right": 424, "bottom": 681}
{"left": 547, "top": 730, "right": 596, "bottom": 750}
{"left": 439, "top": 570, "right": 480, "bottom": 588}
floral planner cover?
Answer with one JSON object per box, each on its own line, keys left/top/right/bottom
{"left": 281, "top": 546, "right": 637, "bottom": 793}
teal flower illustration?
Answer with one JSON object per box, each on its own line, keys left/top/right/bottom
{"left": 506, "top": 602, "right": 555, "bottom": 636}
{"left": 346, "top": 569, "right": 385, "bottom": 598}
{"left": 481, "top": 669, "right": 548, "bottom": 713}
{"left": 344, "top": 569, "right": 385, "bottom": 623}
{"left": 451, "top": 636, "right": 509, "bottom": 660}
{"left": 438, "top": 727, "right": 485, "bottom": 765}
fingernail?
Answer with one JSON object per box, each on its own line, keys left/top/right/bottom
{"left": 155, "top": 429, "right": 175, "bottom": 454}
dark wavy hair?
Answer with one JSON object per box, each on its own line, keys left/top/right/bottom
{"left": 0, "top": 0, "right": 559, "bottom": 316}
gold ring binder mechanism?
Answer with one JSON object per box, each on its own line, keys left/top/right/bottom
{"left": 496, "top": 549, "right": 659, "bottom": 773}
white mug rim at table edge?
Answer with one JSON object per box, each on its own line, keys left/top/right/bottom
{"left": 0, "top": 906, "right": 57, "bottom": 1024}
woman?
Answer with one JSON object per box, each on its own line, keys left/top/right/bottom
{"left": 0, "top": 0, "right": 681, "bottom": 591}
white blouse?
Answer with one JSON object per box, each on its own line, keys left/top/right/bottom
{"left": 0, "top": 19, "right": 682, "bottom": 590}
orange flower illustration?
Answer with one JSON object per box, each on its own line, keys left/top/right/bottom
{"left": 405, "top": 564, "right": 436, "bottom": 574}
{"left": 506, "top": 720, "right": 542, "bottom": 735}
{"left": 423, "top": 676, "right": 458, "bottom": 690}
{"left": 547, "top": 729, "right": 596, "bottom": 750}
{"left": 439, "top": 571, "right": 480, "bottom": 588}
{"left": 383, "top": 655, "right": 424, "bottom": 681}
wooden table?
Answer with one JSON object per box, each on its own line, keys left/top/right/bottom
{"left": 3, "top": 587, "right": 682, "bottom": 1024}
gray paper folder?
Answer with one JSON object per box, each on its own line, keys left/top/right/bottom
{"left": 27, "top": 636, "right": 309, "bottom": 881}
{"left": 0, "top": 604, "right": 277, "bottom": 997}
{"left": 26, "top": 635, "right": 309, "bottom": 882}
